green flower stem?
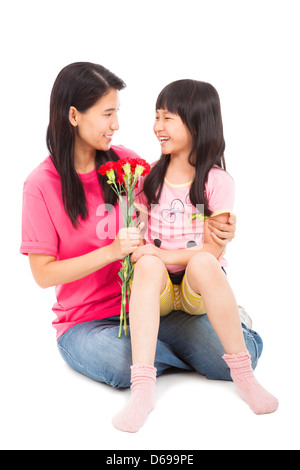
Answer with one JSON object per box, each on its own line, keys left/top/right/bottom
{"left": 103, "top": 166, "right": 141, "bottom": 338}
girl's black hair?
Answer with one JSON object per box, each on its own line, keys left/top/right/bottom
{"left": 143, "top": 79, "right": 226, "bottom": 216}
{"left": 46, "top": 62, "right": 126, "bottom": 228}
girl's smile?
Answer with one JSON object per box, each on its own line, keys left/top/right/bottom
{"left": 154, "top": 109, "right": 193, "bottom": 158}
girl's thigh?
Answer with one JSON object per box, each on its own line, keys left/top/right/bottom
{"left": 159, "top": 311, "right": 263, "bottom": 381}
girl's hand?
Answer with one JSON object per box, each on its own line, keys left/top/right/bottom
{"left": 131, "top": 243, "right": 165, "bottom": 264}
{"left": 111, "top": 224, "right": 145, "bottom": 261}
{"left": 208, "top": 214, "right": 237, "bottom": 247}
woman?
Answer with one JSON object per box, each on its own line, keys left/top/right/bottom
{"left": 20, "top": 62, "right": 260, "bottom": 424}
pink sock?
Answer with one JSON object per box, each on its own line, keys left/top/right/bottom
{"left": 112, "top": 363, "right": 157, "bottom": 433}
{"left": 223, "top": 352, "right": 279, "bottom": 415}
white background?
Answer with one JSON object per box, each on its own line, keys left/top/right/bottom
{"left": 1, "top": 0, "right": 299, "bottom": 450}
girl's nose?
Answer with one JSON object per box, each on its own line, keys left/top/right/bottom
{"left": 154, "top": 118, "right": 163, "bottom": 133}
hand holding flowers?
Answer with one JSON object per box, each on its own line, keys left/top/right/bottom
{"left": 112, "top": 226, "right": 145, "bottom": 262}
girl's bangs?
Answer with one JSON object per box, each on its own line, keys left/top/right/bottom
{"left": 155, "top": 87, "right": 181, "bottom": 115}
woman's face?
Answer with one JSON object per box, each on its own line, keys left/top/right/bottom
{"left": 70, "top": 88, "right": 120, "bottom": 153}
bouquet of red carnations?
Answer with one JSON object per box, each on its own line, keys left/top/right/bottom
{"left": 99, "top": 157, "right": 151, "bottom": 337}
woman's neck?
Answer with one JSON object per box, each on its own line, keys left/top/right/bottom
{"left": 74, "top": 145, "right": 96, "bottom": 174}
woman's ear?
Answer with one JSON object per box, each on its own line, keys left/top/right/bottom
{"left": 69, "top": 106, "right": 79, "bottom": 127}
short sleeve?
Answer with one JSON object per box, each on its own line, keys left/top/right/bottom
{"left": 205, "top": 169, "right": 235, "bottom": 216}
{"left": 20, "top": 189, "right": 58, "bottom": 257}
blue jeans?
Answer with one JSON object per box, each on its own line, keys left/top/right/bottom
{"left": 57, "top": 311, "right": 263, "bottom": 389}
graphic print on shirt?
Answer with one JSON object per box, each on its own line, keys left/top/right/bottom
{"left": 154, "top": 197, "right": 203, "bottom": 249}
{"left": 161, "top": 199, "right": 185, "bottom": 224}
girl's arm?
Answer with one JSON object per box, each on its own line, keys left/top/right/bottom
{"left": 131, "top": 213, "right": 230, "bottom": 266}
{"left": 29, "top": 226, "right": 144, "bottom": 289}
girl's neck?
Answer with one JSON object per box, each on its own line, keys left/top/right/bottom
{"left": 165, "top": 153, "right": 195, "bottom": 184}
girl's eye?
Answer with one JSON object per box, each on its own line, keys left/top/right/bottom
{"left": 105, "top": 113, "right": 112, "bottom": 117}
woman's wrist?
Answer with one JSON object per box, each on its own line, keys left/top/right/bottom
{"left": 99, "top": 243, "right": 118, "bottom": 266}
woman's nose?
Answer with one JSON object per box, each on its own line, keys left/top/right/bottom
{"left": 111, "top": 116, "right": 119, "bottom": 131}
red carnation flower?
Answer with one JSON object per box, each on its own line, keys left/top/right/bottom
{"left": 98, "top": 161, "right": 118, "bottom": 175}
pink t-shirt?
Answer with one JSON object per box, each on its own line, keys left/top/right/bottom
{"left": 20, "top": 145, "right": 140, "bottom": 339}
{"left": 135, "top": 164, "right": 235, "bottom": 273}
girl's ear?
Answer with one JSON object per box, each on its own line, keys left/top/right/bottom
{"left": 69, "top": 106, "right": 79, "bottom": 127}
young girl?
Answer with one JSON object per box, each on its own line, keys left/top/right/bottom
{"left": 112, "top": 80, "right": 279, "bottom": 433}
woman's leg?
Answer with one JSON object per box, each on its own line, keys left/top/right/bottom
{"left": 57, "top": 316, "right": 192, "bottom": 390}
{"left": 113, "top": 255, "right": 168, "bottom": 432}
{"left": 159, "top": 311, "right": 263, "bottom": 381}
{"left": 57, "top": 318, "right": 133, "bottom": 389}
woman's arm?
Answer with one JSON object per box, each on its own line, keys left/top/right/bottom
{"left": 29, "top": 226, "right": 144, "bottom": 289}
{"left": 208, "top": 213, "right": 236, "bottom": 246}
{"left": 131, "top": 213, "right": 231, "bottom": 265}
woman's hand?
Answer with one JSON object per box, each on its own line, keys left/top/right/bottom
{"left": 207, "top": 214, "right": 236, "bottom": 247}
{"left": 131, "top": 243, "right": 165, "bottom": 264}
{"left": 111, "top": 224, "right": 145, "bottom": 261}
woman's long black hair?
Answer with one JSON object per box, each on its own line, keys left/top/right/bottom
{"left": 46, "top": 62, "right": 126, "bottom": 228}
{"left": 143, "top": 80, "right": 226, "bottom": 217}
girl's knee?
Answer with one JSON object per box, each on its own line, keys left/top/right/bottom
{"left": 134, "top": 255, "right": 166, "bottom": 276}
{"left": 187, "top": 251, "right": 219, "bottom": 274}
{"left": 133, "top": 255, "right": 167, "bottom": 294}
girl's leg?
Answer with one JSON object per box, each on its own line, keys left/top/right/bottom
{"left": 186, "top": 252, "right": 246, "bottom": 355}
{"left": 185, "top": 252, "right": 278, "bottom": 415}
{"left": 112, "top": 255, "right": 168, "bottom": 433}
{"left": 129, "top": 255, "right": 168, "bottom": 366}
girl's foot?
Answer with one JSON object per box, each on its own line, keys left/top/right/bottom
{"left": 112, "top": 363, "right": 157, "bottom": 433}
{"left": 223, "top": 352, "right": 279, "bottom": 415}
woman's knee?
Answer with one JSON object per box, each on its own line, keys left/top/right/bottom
{"left": 57, "top": 321, "right": 133, "bottom": 389}
{"left": 242, "top": 325, "right": 264, "bottom": 370}
{"left": 58, "top": 342, "right": 131, "bottom": 389}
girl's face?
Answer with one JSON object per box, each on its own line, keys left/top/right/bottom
{"left": 70, "top": 88, "right": 120, "bottom": 153}
{"left": 154, "top": 109, "right": 193, "bottom": 158}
